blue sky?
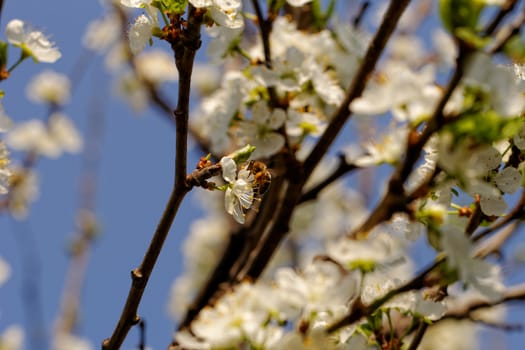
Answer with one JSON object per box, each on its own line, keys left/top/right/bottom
{"left": 0, "top": 1, "right": 525, "bottom": 350}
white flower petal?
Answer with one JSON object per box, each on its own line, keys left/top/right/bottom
{"left": 495, "top": 166, "right": 521, "bottom": 194}
{"left": 287, "top": 0, "right": 312, "bottom": 6}
{"left": 5, "top": 19, "right": 25, "bottom": 45}
{"left": 129, "top": 14, "right": 155, "bottom": 55}
{"left": 220, "top": 156, "right": 237, "bottom": 183}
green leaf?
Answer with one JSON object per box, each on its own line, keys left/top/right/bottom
{"left": 447, "top": 111, "right": 523, "bottom": 144}
{"left": 503, "top": 34, "right": 525, "bottom": 62}
{"left": 439, "top": 260, "right": 460, "bottom": 286}
{"left": 227, "top": 144, "right": 256, "bottom": 164}
{"left": 439, "top": 0, "right": 483, "bottom": 38}
{"left": 154, "top": 0, "right": 187, "bottom": 15}
{"left": 311, "top": 0, "right": 335, "bottom": 31}
{"left": 455, "top": 27, "right": 490, "bottom": 49}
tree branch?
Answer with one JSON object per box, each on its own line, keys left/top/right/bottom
{"left": 230, "top": 0, "right": 413, "bottom": 285}
{"left": 473, "top": 190, "right": 525, "bottom": 242}
{"left": 302, "top": 0, "right": 412, "bottom": 177}
{"left": 299, "top": 153, "right": 357, "bottom": 204}
{"left": 483, "top": 0, "right": 519, "bottom": 36}
{"left": 102, "top": 5, "right": 203, "bottom": 349}
{"left": 326, "top": 259, "right": 439, "bottom": 333}
{"left": 443, "top": 282, "right": 525, "bottom": 319}
{"left": 351, "top": 45, "right": 470, "bottom": 236}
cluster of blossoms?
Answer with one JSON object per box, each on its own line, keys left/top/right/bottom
{"left": 156, "top": 0, "right": 525, "bottom": 349}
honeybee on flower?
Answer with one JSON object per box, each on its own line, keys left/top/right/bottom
{"left": 245, "top": 160, "right": 272, "bottom": 197}
{"left": 219, "top": 149, "right": 271, "bottom": 224}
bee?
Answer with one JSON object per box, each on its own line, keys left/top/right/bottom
{"left": 246, "top": 160, "right": 272, "bottom": 197}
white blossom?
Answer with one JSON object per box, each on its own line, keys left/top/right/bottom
{"left": 464, "top": 53, "right": 525, "bottom": 117}
{"left": 275, "top": 260, "right": 358, "bottom": 319}
{"left": 354, "top": 126, "right": 408, "bottom": 166}
{"left": 189, "top": 283, "right": 274, "bottom": 348}
{"left": 387, "top": 291, "right": 446, "bottom": 321}
{"left": 128, "top": 14, "right": 157, "bottom": 55}
{"left": 191, "top": 71, "right": 247, "bottom": 154}
{"left": 327, "top": 232, "right": 405, "bottom": 271}
{"left": 350, "top": 61, "right": 437, "bottom": 123}
{"left": 441, "top": 225, "right": 505, "bottom": 302}
{"left": 6, "top": 19, "right": 61, "bottom": 63}
{"left": 189, "top": 0, "right": 244, "bottom": 29}
{"left": 206, "top": 25, "right": 243, "bottom": 62}
{"left": 236, "top": 100, "right": 286, "bottom": 159}
{"left": 220, "top": 156, "right": 254, "bottom": 224}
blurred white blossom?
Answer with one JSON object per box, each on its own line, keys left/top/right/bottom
{"left": 26, "top": 70, "right": 71, "bottom": 105}
{"left": 53, "top": 334, "right": 93, "bottom": 350}
{"left": 7, "top": 113, "right": 82, "bottom": 158}
{"left": 442, "top": 225, "right": 505, "bottom": 302}
{"left": 0, "top": 141, "right": 10, "bottom": 194}
{"left": 464, "top": 53, "right": 525, "bottom": 117}
{"left": 0, "top": 325, "right": 23, "bottom": 350}
{"left": 83, "top": 14, "right": 121, "bottom": 52}
{"left": 7, "top": 168, "right": 38, "bottom": 219}
{"left": 135, "top": 50, "right": 178, "bottom": 84}
{"left": 0, "top": 256, "right": 10, "bottom": 286}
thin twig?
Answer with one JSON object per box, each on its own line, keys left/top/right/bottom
{"left": 406, "top": 322, "right": 428, "bottom": 350}
{"left": 351, "top": 45, "right": 470, "bottom": 236}
{"left": 326, "top": 259, "right": 440, "bottom": 333}
{"left": 352, "top": 1, "right": 370, "bottom": 29}
{"left": 138, "top": 320, "right": 146, "bottom": 350}
{"left": 473, "top": 190, "right": 525, "bottom": 242}
{"left": 299, "top": 153, "right": 357, "bottom": 204}
{"left": 474, "top": 221, "right": 520, "bottom": 259}
{"left": 0, "top": 0, "right": 4, "bottom": 26}
{"left": 54, "top": 78, "right": 107, "bottom": 337}
{"left": 443, "top": 282, "right": 525, "bottom": 319}
{"left": 483, "top": 0, "right": 519, "bottom": 36}
{"left": 250, "top": 0, "right": 280, "bottom": 106}
{"left": 489, "top": 5, "right": 525, "bottom": 54}
{"left": 102, "top": 5, "right": 203, "bottom": 349}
